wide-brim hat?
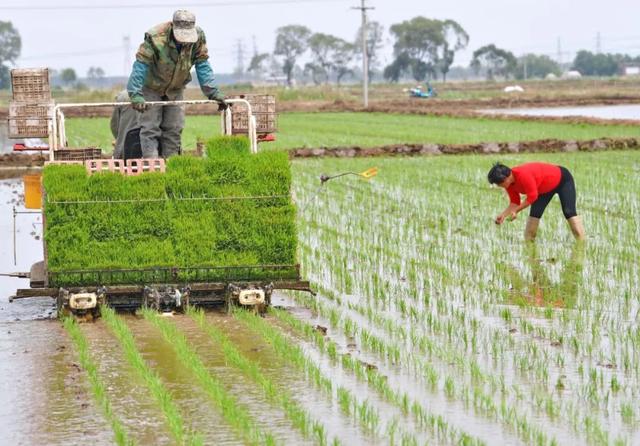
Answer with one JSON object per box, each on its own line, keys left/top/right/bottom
{"left": 172, "top": 10, "right": 198, "bottom": 43}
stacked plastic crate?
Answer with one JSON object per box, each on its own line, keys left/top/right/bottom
{"left": 228, "top": 94, "right": 276, "bottom": 135}
{"left": 8, "top": 68, "right": 53, "bottom": 139}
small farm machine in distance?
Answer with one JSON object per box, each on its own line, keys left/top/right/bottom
{"left": 6, "top": 68, "right": 311, "bottom": 319}
{"left": 406, "top": 83, "right": 437, "bottom": 98}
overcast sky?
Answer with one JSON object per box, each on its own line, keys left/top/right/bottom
{"left": 4, "top": 0, "right": 639, "bottom": 78}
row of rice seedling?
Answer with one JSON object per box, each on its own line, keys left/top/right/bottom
{"left": 291, "top": 151, "right": 639, "bottom": 444}
{"left": 100, "top": 306, "right": 203, "bottom": 445}
{"left": 233, "top": 309, "right": 427, "bottom": 445}
{"left": 62, "top": 316, "right": 134, "bottom": 446}
{"left": 298, "top": 190, "right": 616, "bottom": 444}
{"left": 42, "top": 136, "right": 297, "bottom": 287}
{"left": 269, "top": 307, "right": 487, "bottom": 446}
{"left": 284, "top": 290, "right": 554, "bottom": 446}
{"left": 307, "top": 272, "right": 603, "bottom": 442}
{"left": 141, "top": 309, "right": 276, "bottom": 446}
{"left": 184, "top": 307, "right": 334, "bottom": 446}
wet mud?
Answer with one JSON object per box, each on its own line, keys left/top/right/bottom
{"left": 0, "top": 320, "right": 113, "bottom": 445}
{"left": 123, "top": 314, "right": 243, "bottom": 445}
{"left": 290, "top": 136, "right": 640, "bottom": 158}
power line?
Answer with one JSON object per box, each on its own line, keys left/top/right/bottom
{"left": 19, "top": 46, "right": 123, "bottom": 60}
{"left": 0, "top": 0, "right": 348, "bottom": 10}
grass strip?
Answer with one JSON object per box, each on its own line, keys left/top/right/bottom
{"left": 62, "top": 316, "right": 135, "bottom": 446}
{"left": 142, "top": 308, "right": 275, "bottom": 446}
{"left": 187, "top": 307, "right": 335, "bottom": 446}
{"left": 65, "top": 112, "right": 640, "bottom": 152}
{"left": 101, "top": 306, "right": 202, "bottom": 446}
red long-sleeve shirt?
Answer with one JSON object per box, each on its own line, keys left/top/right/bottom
{"left": 507, "top": 163, "right": 562, "bottom": 205}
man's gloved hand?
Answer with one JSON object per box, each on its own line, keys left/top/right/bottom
{"left": 208, "top": 93, "right": 229, "bottom": 111}
{"left": 130, "top": 94, "right": 147, "bottom": 113}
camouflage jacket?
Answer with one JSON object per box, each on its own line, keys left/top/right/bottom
{"left": 135, "top": 22, "right": 209, "bottom": 95}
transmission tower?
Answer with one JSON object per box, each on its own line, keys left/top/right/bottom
{"left": 235, "top": 39, "right": 245, "bottom": 74}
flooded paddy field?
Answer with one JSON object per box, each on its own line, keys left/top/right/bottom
{"left": 1, "top": 149, "right": 639, "bottom": 445}
{"left": 485, "top": 104, "right": 640, "bottom": 121}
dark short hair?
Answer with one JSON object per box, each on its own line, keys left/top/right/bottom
{"left": 487, "top": 162, "right": 511, "bottom": 184}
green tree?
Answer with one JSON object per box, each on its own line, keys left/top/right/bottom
{"left": 471, "top": 44, "right": 517, "bottom": 80}
{"left": 437, "top": 19, "right": 469, "bottom": 82}
{"left": 305, "top": 33, "right": 355, "bottom": 85}
{"left": 60, "top": 67, "right": 77, "bottom": 86}
{"left": 383, "top": 52, "right": 411, "bottom": 82}
{"left": 515, "top": 54, "right": 561, "bottom": 79}
{"left": 388, "top": 17, "right": 443, "bottom": 81}
{"left": 87, "top": 66, "right": 105, "bottom": 87}
{"left": 355, "top": 21, "right": 384, "bottom": 83}
{"left": 87, "top": 66, "right": 105, "bottom": 79}
{"left": 306, "top": 33, "right": 341, "bottom": 84}
{"left": 247, "top": 53, "right": 270, "bottom": 78}
{"left": 332, "top": 40, "right": 355, "bottom": 85}
{"left": 274, "top": 25, "right": 311, "bottom": 86}
{"left": 0, "top": 21, "right": 21, "bottom": 89}
{"left": 572, "top": 50, "right": 620, "bottom": 76}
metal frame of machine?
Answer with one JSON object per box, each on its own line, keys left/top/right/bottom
{"left": 6, "top": 69, "right": 310, "bottom": 318}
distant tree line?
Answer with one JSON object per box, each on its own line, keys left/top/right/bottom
{"left": 2, "top": 18, "right": 640, "bottom": 91}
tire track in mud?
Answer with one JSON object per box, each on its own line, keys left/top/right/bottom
{"left": 181, "top": 309, "right": 329, "bottom": 445}
{"left": 80, "top": 319, "right": 173, "bottom": 445}
{"left": 121, "top": 314, "right": 245, "bottom": 445}
{"left": 142, "top": 310, "right": 301, "bottom": 446}
{"left": 0, "top": 320, "right": 113, "bottom": 445}
{"left": 207, "top": 310, "right": 371, "bottom": 446}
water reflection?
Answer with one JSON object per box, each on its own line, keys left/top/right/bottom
{"left": 484, "top": 104, "right": 640, "bottom": 120}
{"left": 505, "top": 242, "right": 585, "bottom": 308}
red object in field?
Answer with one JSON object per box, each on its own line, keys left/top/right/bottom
{"left": 85, "top": 159, "right": 126, "bottom": 175}
{"left": 126, "top": 158, "right": 166, "bottom": 176}
{"left": 13, "top": 142, "right": 49, "bottom": 151}
{"left": 257, "top": 133, "right": 276, "bottom": 142}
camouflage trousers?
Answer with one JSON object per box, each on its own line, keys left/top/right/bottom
{"left": 139, "top": 87, "right": 185, "bottom": 158}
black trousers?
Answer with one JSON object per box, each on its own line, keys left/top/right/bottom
{"left": 529, "top": 166, "right": 578, "bottom": 219}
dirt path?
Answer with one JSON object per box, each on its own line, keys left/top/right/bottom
{"left": 289, "top": 136, "right": 640, "bottom": 158}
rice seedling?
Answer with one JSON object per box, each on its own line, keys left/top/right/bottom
{"left": 100, "top": 306, "right": 202, "bottom": 446}
{"left": 62, "top": 316, "right": 134, "bottom": 446}
{"left": 291, "top": 151, "right": 640, "bottom": 444}
{"left": 142, "top": 308, "right": 275, "bottom": 446}
{"left": 42, "top": 136, "right": 297, "bottom": 286}
{"left": 234, "top": 309, "right": 425, "bottom": 444}
{"left": 65, "top": 112, "right": 640, "bottom": 152}
{"left": 185, "top": 307, "right": 333, "bottom": 445}
{"left": 270, "top": 307, "right": 487, "bottom": 446}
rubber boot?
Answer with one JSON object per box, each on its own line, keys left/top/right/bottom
{"left": 524, "top": 217, "right": 540, "bottom": 242}
{"left": 567, "top": 216, "right": 586, "bottom": 241}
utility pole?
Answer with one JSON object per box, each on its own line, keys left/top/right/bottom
{"left": 123, "top": 35, "right": 130, "bottom": 76}
{"left": 352, "top": 0, "right": 374, "bottom": 108}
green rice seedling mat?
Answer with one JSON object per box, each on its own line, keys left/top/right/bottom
{"left": 43, "top": 136, "right": 297, "bottom": 287}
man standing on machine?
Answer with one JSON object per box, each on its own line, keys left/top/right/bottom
{"left": 126, "top": 10, "right": 228, "bottom": 158}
